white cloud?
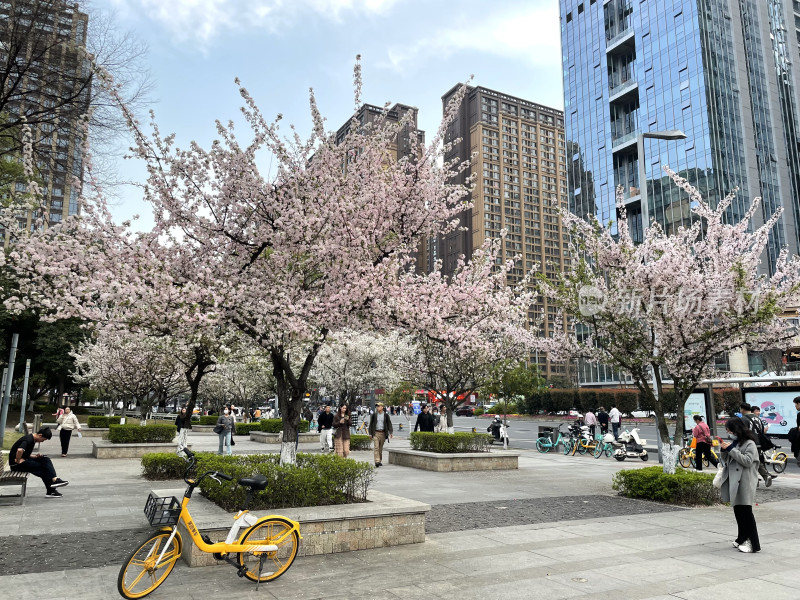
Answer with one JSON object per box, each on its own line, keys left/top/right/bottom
{"left": 110, "top": 0, "right": 400, "bottom": 43}
{"left": 383, "top": 4, "right": 561, "bottom": 71}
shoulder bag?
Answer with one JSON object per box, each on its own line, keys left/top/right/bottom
{"left": 213, "top": 424, "right": 224, "bottom": 434}
{"left": 712, "top": 462, "right": 725, "bottom": 489}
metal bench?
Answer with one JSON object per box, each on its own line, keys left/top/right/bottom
{"left": 0, "top": 453, "right": 28, "bottom": 505}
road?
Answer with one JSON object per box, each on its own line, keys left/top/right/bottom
{"left": 383, "top": 414, "right": 663, "bottom": 450}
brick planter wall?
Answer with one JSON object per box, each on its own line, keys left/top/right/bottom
{"left": 149, "top": 488, "right": 429, "bottom": 567}
{"left": 388, "top": 448, "right": 519, "bottom": 471}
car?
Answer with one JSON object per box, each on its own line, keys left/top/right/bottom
{"left": 455, "top": 406, "right": 475, "bottom": 416}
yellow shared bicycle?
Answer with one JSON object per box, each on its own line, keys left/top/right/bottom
{"left": 117, "top": 448, "right": 301, "bottom": 599}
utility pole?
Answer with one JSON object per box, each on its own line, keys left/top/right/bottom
{"left": 0, "top": 333, "right": 20, "bottom": 447}
{"left": 18, "top": 359, "right": 32, "bottom": 433}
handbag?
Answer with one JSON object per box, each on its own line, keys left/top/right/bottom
{"left": 689, "top": 437, "right": 696, "bottom": 449}
{"left": 213, "top": 424, "right": 224, "bottom": 434}
{"left": 712, "top": 462, "right": 725, "bottom": 489}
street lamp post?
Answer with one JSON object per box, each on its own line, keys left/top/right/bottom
{"left": 636, "top": 129, "right": 687, "bottom": 465}
{"left": 636, "top": 130, "right": 688, "bottom": 233}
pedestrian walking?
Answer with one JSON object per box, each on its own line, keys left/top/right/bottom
{"left": 333, "top": 404, "right": 351, "bottom": 458}
{"left": 608, "top": 404, "right": 621, "bottom": 439}
{"left": 414, "top": 404, "right": 435, "bottom": 432}
{"left": 175, "top": 407, "right": 189, "bottom": 454}
{"left": 584, "top": 409, "right": 597, "bottom": 438}
{"left": 56, "top": 406, "right": 81, "bottom": 457}
{"left": 8, "top": 428, "right": 69, "bottom": 498}
{"left": 597, "top": 407, "right": 609, "bottom": 436}
{"left": 318, "top": 405, "right": 334, "bottom": 453}
{"left": 719, "top": 417, "right": 760, "bottom": 553}
{"left": 215, "top": 408, "right": 235, "bottom": 456}
{"left": 691, "top": 414, "right": 718, "bottom": 471}
{"left": 368, "top": 401, "right": 393, "bottom": 466}
{"left": 740, "top": 403, "right": 775, "bottom": 486}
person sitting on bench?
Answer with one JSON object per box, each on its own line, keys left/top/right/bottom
{"left": 9, "top": 428, "right": 69, "bottom": 499}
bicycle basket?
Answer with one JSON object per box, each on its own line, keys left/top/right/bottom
{"left": 144, "top": 493, "right": 182, "bottom": 527}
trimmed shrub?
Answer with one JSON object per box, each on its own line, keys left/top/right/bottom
{"left": 140, "top": 452, "right": 375, "bottom": 510}
{"left": 87, "top": 416, "right": 122, "bottom": 428}
{"left": 487, "top": 402, "right": 517, "bottom": 414}
{"left": 142, "top": 452, "right": 187, "bottom": 480}
{"left": 612, "top": 466, "right": 720, "bottom": 506}
{"left": 409, "top": 432, "right": 493, "bottom": 453}
{"left": 472, "top": 407, "right": 485, "bottom": 416}
{"left": 198, "top": 416, "right": 218, "bottom": 425}
{"left": 550, "top": 389, "right": 577, "bottom": 412}
{"left": 235, "top": 422, "right": 263, "bottom": 436}
{"left": 33, "top": 404, "right": 58, "bottom": 413}
{"left": 260, "top": 419, "right": 310, "bottom": 433}
{"left": 614, "top": 390, "right": 639, "bottom": 414}
{"left": 108, "top": 424, "right": 176, "bottom": 443}
{"left": 350, "top": 434, "right": 372, "bottom": 450}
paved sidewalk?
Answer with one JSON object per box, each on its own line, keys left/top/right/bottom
{"left": 2, "top": 431, "right": 799, "bottom": 599}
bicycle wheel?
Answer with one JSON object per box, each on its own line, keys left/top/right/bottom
{"left": 536, "top": 438, "right": 550, "bottom": 453}
{"left": 237, "top": 517, "right": 300, "bottom": 583}
{"left": 702, "top": 455, "right": 710, "bottom": 468}
{"left": 562, "top": 439, "right": 573, "bottom": 455}
{"left": 678, "top": 449, "right": 692, "bottom": 469}
{"left": 117, "top": 529, "right": 182, "bottom": 599}
{"left": 604, "top": 444, "right": 614, "bottom": 457}
{"left": 772, "top": 452, "right": 787, "bottom": 474}
{"left": 593, "top": 442, "right": 603, "bottom": 459}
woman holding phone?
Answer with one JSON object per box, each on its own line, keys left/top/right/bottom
{"left": 718, "top": 417, "right": 760, "bottom": 553}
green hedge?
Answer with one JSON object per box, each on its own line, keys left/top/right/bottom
{"left": 409, "top": 432, "right": 493, "bottom": 453}
{"left": 612, "top": 466, "right": 721, "bottom": 506}
{"left": 260, "top": 419, "right": 310, "bottom": 433}
{"left": 350, "top": 434, "right": 372, "bottom": 450}
{"left": 472, "top": 408, "right": 485, "bottom": 416}
{"left": 87, "top": 416, "right": 122, "bottom": 428}
{"left": 141, "top": 453, "right": 187, "bottom": 479}
{"left": 198, "top": 415, "right": 218, "bottom": 425}
{"left": 487, "top": 403, "right": 517, "bottom": 414}
{"left": 141, "top": 452, "right": 374, "bottom": 510}
{"left": 235, "top": 422, "right": 263, "bottom": 436}
{"left": 108, "top": 424, "right": 176, "bottom": 444}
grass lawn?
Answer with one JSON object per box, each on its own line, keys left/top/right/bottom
{"left": 2, "top": 431, "right": 23, "bottom": 451}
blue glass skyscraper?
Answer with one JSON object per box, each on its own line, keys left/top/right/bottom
{"left": 561, "top": 0, "right": 800, "bottom": 274}
{"left": 561, "top": 0, "right": 800, "bottom": 383}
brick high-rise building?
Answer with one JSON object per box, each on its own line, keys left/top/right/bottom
{"left": 0, "top": 0, "right": 90, "bottom": 239}
{"left": 435, "top": 85, "right": 570, "bottom": 378}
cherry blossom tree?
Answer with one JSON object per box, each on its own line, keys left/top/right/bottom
{"left": 310, "top": 329, "right": 410, "bottom": 413}
{"left": 198, "top": 350, "right": 275, "bottom": 415}
{"left": 539, "top": 169, "right": 800, "bottom": 468}
{"left": 72, "top": 327, "right": 188, "bottom": 419}
{"left": 393, "top": 238, "right": 536, "bottom": 432}
{"left": 3, "top": 59, "right": 478, "bottom": 464}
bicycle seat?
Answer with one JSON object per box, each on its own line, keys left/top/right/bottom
{"left": 237, "top": 475, "right": 268, "bottom": 491}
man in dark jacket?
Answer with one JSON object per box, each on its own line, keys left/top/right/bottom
{"left": 368, "top": 402, "right": 393, "bottom": 466}
{"left": 596, "top": 407, "right": 610, "bottom": 436}
{"left": 414, "top": 404, "right": 436, "bottom": 432}
{"left": 792, "top": 397, "right": 800, "bottom": 470}
{"left": 318, "top": 405, "right": 334, "bottom": 453}
{"left": 9, "top": 428, "right": 69, "bottom": 498}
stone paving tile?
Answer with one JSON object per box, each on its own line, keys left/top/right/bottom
{"left": 672, "top": 578, "right": 797, "bottom": 600}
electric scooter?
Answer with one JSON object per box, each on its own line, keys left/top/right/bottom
{"left": 610, "top": 428, "right": 649, "bottom": 461}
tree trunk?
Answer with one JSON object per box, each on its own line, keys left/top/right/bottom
{"left": 273, "top": 358, "right": 303, "bottom": 466}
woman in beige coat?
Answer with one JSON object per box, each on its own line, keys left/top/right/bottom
{"left": 719, "top": 417, "right": 760, "bottom": 553}
{"left": 56, "top": 406, "right": 82, "bottom": 456}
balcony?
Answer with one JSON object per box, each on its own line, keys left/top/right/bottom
{"left": 611, "top": 130, "right": 638, "bottom": 152}
{"left": 609, "top": 78, "right": 638, "bottom": 103}
{"left": 606, "top": 27, "right": 635, "bottom": 54}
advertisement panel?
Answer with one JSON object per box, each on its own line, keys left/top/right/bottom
{"left": 743, "top": 387, "right": 800, "bottom": 436}
{"left": 683, "top": 391, "right": 708, "bottom": 424}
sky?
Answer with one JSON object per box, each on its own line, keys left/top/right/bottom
{"left": 97, "top": 0, "right": 564, "bottom": 228}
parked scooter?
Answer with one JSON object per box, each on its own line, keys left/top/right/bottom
{"left": 487, "top": 416, "right": 510, "bottom": 446}
{"left": 609, "top": 428, "right": 648, "bottom": 461}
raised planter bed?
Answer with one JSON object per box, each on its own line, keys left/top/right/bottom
{"left": 148, "top": 488, "right": 429, "bottom": 566}
{"left": 250, "top": 431, "right": 319, "bottom": 444}
{"left": 388, "top": 448, "right": 519, "bottom": 471}
{"left": 92, "top": 440, "right": 191, "bottom": 459}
